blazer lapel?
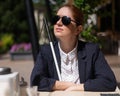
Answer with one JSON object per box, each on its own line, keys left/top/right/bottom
{"left": 77, "top": 41, "right": 87, "bottom": 83}
{"left": 53, "top": 42, "right": 61, "bottom": 80}
{"left": 54, "top": 42, "right": 61, "bottom": 71}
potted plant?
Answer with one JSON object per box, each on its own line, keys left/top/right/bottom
{"left": 10, "top": 43, "right": 32, "bottom": 60}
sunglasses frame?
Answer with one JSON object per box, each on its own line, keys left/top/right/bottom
{"left": 53, "top": 15, "right": 80, "bottom": 26}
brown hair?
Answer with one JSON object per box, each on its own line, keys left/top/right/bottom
{"left": 58, "top": 4, "right": 84, "bottom": 25}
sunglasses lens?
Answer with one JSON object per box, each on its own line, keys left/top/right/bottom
{"left": 52, "top": 15, "right": 71, "bottom": 26}
{"left": 52, "top": 16, "right": 60, "bottom": 25}
{"left": 62, "top": 16, "right": 71, "bottom": 25}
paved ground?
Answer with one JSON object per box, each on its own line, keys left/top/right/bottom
{"left": 0, "top": 54, "right": 34, "bottom": 86}
{"left": 0, "top": 54, "right": 120, "bottom": 87}
{"left": 105, "top": 55, "right": 120, "bottom": 83}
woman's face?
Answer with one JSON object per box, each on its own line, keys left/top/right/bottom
{"left": 54, "top": 7, "right": 80, "bottom": 40}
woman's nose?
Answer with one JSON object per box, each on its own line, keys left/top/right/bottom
{"left": 56, "top": 18, "right": 62, "bottom": 25}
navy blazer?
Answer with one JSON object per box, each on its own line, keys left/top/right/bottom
{"left": 30, "top": 40, "right": 117, "bottom": 91}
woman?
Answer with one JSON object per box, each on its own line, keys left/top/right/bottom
{"left": 30, "top": 4, "right": 117, "bottom": 91}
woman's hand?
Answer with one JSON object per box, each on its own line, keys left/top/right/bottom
{"left": 52, "top": 81, "right": 84, "bottom": 91}
{"left": 65, "top": 84, "right": 84, "bottom": 91}
{"left": 52, "top": 81, "right": 76, "bottom": 91}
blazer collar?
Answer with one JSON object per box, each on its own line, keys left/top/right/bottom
{"left": 53, "top": 40, "right": 87, "bottom": 68}
{"left": 77, "top": 40, "right": 86, "bottom": 59}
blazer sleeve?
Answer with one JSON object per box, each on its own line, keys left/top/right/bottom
{"left": 30, "top": 46, "right": 56, "bottom": 91}
{"left": 84, "top": 43, "right": 117, "bottom": 91}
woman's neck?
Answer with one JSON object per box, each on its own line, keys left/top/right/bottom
{"left": 59, "top": 39, "right": 77, "bottom": 53}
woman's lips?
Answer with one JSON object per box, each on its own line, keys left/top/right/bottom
{"left": 55, "top": 28, "right": 63, "bottom": 32}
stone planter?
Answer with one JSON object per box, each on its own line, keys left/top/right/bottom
{"left": 10, "top": 51, "right": 33, "bottom": 60}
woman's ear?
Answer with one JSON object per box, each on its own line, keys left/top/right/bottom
{"left": 75, "top": 25, "right": 83, "bottom": 35}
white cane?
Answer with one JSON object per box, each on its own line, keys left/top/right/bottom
{"left": 43, "top": 17, "right": 62, "bottom": 81}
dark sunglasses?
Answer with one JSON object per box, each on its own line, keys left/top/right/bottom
{"left": 52, "top": 15, "right": 80, "bottom": 26}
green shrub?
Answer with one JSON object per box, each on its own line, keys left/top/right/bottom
{"left": 0, "top": 34, "right": 14, "bottom": 54}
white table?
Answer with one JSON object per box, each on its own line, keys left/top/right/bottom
{"left": 38, "top": 87, "right": 120, "bottom": 96}
{"left": 22, "top": 86, "right": 120, "bottom": 96}
{"left": 38, "top": 91, "right": 120, "bottom": 96}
